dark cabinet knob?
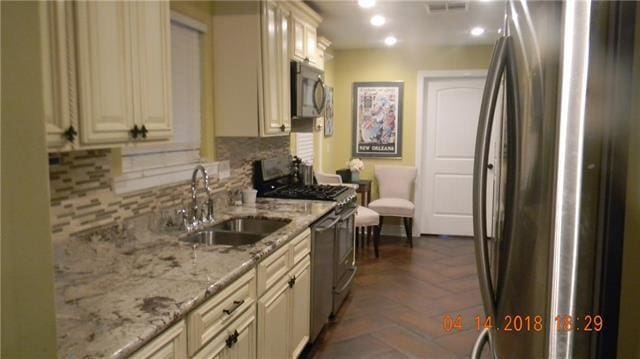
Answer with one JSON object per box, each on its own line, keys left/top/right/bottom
{"left": 225, "top": 330, "right": 240, "bottom": 348}
{"left": 63, "top": 125, "right": 77, "bottom": 143}
{"left": 130, "top": 125, "right": 140, "bottom": 139}
{"left": 487, "top": 163, "right": 494, "bottom": 170}
{"left": 141, "top": 125, "right": 148, "bottom": 139}
{"left": 280, "top": 124, "right": 286, "bottom": 132}
{"left": 288, "top": 276, "right": 296, "bottom": 288}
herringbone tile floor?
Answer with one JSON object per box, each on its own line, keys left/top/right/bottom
{"left": 307, "top": 235, "right": 489, "bottom": 359}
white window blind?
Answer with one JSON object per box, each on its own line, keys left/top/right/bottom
{"left": 295, "top": 133, "right": 314, "bottom": 165}
{"left": 170, "top": 20, "right": 202, "bottom": 148}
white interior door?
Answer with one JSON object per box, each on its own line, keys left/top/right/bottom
{"left": 421, "top": 77, "right": 489, "bottom": 236}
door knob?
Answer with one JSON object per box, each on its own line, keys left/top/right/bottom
{"left": 280, "top": 124, "right": 286, "bottom": 132}
{"left": 487, "top": 163, "right": 494, "bottom": 170}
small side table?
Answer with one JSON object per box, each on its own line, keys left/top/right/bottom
{"left": 351, "top": 179, "right": 372, "bottom": 206}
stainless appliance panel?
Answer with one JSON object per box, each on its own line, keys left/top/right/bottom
{"left": 291, "top": 61, "right": 326, "bottom": 119}
{"left": 310, "top": 214, "right": 338, "bottom": 342}
{"left": 332, "top": 206, "right": 357, "bottom": 315}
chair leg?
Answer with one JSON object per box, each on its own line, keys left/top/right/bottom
{"left": 379, "top": 216, "right": 384, "bottom": 234}
{"left": 403, "top": 217, "right": 413, "bottom": 248}
{"left": 367, "top": 226, "right": 372, "bottom": 246}
{"left": 374, "top": 225, "right": 380, "bottom": 258}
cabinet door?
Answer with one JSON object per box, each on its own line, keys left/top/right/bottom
{"left": 257, "top": 278, "right": 290, "bottom": 359}
{"left": 260, "top": 2, "right": 284, "bottom": 136}
{"left": 76, "top": 1, "right": 134, "bottom": 144}
{"left": 304, "top": 25, "right": 317, "bottom": 65}
{"left": 132, "top": 1, "right": 172, "bottom": 141}
{"left": 290, "top": 257, "right": 311, "bottom": 358}
{"left": 40, "top": 1, "right": 73, "bottom": 149}
{"left": 291, "top": 18, "right": 306, "bottom": 62}
{"left": 279, "top": 7, "right": 291, "bottom": 131}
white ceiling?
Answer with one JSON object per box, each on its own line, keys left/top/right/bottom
{"left": 307, "top": 0, "right": 506, "bottom": 49}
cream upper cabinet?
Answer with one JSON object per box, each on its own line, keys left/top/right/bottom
{"left": 212, "top": 1, "right": 290, "bottom": 137}
{"left": 286, "top": 2, "right": 322, "bottom": 68}
{"left": 260, "top": 2, "right": 290, "bottom": 136}
{"left": 75, "top": 1, "right": 172, "bottom": 145}
{"left": 40, "top": 1, "right": 77, "bottom": 150}
{"left": 75, "top": 1, "right": 135, "bottom": 144}
{"left": 315, "top": 37, "right": 332, "bottom": 71}
{"left": 132, "top": 1, "right": 173, "bottom": 141}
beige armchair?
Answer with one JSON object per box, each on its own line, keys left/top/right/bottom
{"left": 315, "top": 172, "right": 381, "bottom": 257}
{"left": 368, "top": 165, "right": 417, "bottom": 248}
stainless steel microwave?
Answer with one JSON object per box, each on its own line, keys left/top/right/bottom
{"left": 291, "top": 61, "right": 326, "bottom": 118}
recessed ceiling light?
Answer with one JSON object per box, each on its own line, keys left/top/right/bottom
{"left": 384, "top": 36, "right": 397, "bottom": 46}
{"left": 370, "top": 15, "right": 386, "bottom": 27}
{"left": 358, "top": 0, "right": 376, "bottom": 9}
{"left": 470, "top": 26, "right": 485, "bottom": 36}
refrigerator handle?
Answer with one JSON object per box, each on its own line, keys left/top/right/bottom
{"left": 472, "top": 36, "right": 508, "bottom": 321}
{"left": 470, "top": 328, "right": 493, "bottom": 359}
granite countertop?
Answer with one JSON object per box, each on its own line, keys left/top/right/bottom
{"left": 53, "top": 198, "right": 335, "bottom": 358}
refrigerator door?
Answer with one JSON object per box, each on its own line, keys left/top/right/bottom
{"left": 472, "top": 1, "right": 563, "bottom": 358}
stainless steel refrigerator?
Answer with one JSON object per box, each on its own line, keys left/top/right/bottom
{"left": 472, "top": 1, "right": 635, "bottom": 358}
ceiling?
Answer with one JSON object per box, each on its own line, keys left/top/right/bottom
{"left": 307, "top": 0, "right": 506, "bottom": 49}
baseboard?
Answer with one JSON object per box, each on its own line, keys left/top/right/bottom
{"left": 379, "top": 224, "right": 404, "bottom": 237}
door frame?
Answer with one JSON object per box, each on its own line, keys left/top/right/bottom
{"left": 414, "top": 70, "right": 487, "bottom": 235}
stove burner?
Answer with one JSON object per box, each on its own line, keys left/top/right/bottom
{"left": 264, "top": 185, "right": 349, "bottom": 201}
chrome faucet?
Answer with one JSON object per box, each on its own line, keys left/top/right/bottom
{"left": 182, "top": 165, "right": 215, "bottom": 232}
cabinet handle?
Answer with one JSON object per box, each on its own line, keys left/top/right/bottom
{"left": 222, "top": 299, "right": 244, "bottom": 315}
{"left": 288, "top": 276, "right": 296, "bottom": 289}
{"left": 140, "top": 125, "right": 148, "bottom": 139}
{"left": 130, "top": 125, "right": 140, "bottom": 139}
{"left": 63, "top": 125, "right": 77, "bottom": 143}
{"left": 225, "top": 330, "right": 239, "bottom": 348}
{"left": 280, "top": 124, "right": 286, "bottom": 132}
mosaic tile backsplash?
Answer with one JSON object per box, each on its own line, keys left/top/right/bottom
{"left": 49, "top": 136, "right": 290, "bottom": 241}
{"left": 216, "top": 136, "right": 291, "bottom": 188}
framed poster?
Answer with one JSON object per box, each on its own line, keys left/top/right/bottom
{"left": 352, "top": 82, "right": 403, "bottom": 158}
{"left": 324, "top": 87, "right": 334, "bottom": 137}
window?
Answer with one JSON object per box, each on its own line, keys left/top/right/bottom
{"left": 294, "top": 133, "right": 314, "bottom": 165}
{"left": 113, "top": 12, "right": 224, "bottom": 194}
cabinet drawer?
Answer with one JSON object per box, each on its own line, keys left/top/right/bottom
{"left": 257, "top": 242, "right": 291, "bottom": 295}
{"left": 291, "top": 229, "right": 311, "bottom": 266}
{"left": 187, "top": 269, "right": 256, "bottom": 356}
{"left": 193, "top": 306, "right": 257, "bottom": 359}
{"left": 131, "top": 320, "right": 187, "bottom": 359}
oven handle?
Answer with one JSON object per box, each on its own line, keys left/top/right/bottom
{"left": 314, "top": 216, "right": 340, "bottom": 232}
{"left": 340, "top": 207, "right": 357, "bottom": 220}
{"left": 333, "top": 267, "right": 357, "bottom": 294}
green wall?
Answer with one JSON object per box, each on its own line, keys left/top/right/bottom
{"left": 1, "top": 1, "right": 58, "bottom": 357}
{"left": 321, "top": 45, "right": 493, "bottom": 198}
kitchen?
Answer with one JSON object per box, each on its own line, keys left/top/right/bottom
{"left": 2, "top": 1, "right": 640, "bottom": 359}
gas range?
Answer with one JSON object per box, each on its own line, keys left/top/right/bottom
{"left": 262, "top": 184, "right": 357, "bottom": 213}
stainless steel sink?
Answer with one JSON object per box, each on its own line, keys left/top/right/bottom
{"left": 185, "top": 230, "right": 264, "bottom": 246}
{"left": 182, "top": 217, "right": 290, "bottom": 246}
{"left": 210, "top": 218, "right": 290, "bottom": 234}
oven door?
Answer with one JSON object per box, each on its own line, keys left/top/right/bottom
{"left": 292, "top": 61, "right": 326, "bottom": 118}
{"left": 332, "top": 206, "right": 357, "bottom": 314}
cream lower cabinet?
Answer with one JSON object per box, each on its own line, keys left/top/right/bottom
{"left": 193, "top": 307, "right": 257, "bottom": 359}
{"left": 256, "top": 230, "right": 311, "bottom": 359}
{"left": 256, "top": 257, "right": 310, "bottom": 359}
{"left": 133, "top": 230, "right": 311, "bottom": 359}
{"left": 131, "top": 320, "right": 188, "bottom": 359}
{"left": 75, "top": 1, "right": 171, "bottom": 145}
{"left": 212, "top": 1, "right": 290, "bottom": 137}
